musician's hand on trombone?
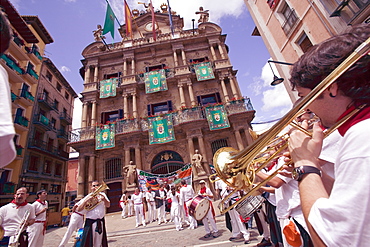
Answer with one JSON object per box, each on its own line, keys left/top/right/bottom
{"left": 288, "top": 120, "right": 324, "bottom": 168}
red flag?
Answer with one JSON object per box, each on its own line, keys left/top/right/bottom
{"left": 150, "top": 0, "right": 156, "bottom": 41}
{"left": 124, "top": 0, "right": 133, "bottom": 38}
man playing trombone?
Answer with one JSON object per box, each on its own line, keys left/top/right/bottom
{"left": 77, "top": 180, "right": 110, "bottom": 247}
{"left": 0, "top": 187, "right": 36, "bottom": 247}
{"left": 287, "top": 24, "right": 370, "bottom": 246}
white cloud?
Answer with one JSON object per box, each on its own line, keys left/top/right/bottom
{"left": 72, "top": 94, "right": 83, "bottom": 129}
{"left": 60, "top": 66, "right": 71, "bottom": 73}
{"left": 110, "top": 0, "right": 245, "bottom": 28}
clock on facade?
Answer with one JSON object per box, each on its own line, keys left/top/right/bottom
{"left": 145, "top": 22, "right": 158, "bottom": 32}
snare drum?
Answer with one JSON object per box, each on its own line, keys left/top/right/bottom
{"left": 235, "top": 195, "right": 265, "bottom": 219}
{"left": 188, "top": 195, "right": 210, "bottom": 221}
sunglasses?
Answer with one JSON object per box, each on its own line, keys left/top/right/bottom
{"left": 92, "top": 184, "right": 99, "bottom": 187}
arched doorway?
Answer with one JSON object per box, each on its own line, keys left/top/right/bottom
{"left": 151, "top": 150, "right": 185, "bottom": 174}
{"left": 106, "top": 182, "right": 121, "bottom": 213}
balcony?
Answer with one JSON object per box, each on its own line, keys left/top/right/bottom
{"left": 225, "top": 98, "right": 254, "bottom": 115}
{"left": 59, "top": 112, "right": 72, "bottom": 125}
{"left": 0, "top": 54, "right": 24, "bottom": 75}
{"left": 19, "top": 89, "right": 35, "bottom": 106}
{"left": 33, "top": 114, "right": 52, "bottom": 131}
{"left": 25, "top": 64, "right": 39, "bottom": 80}
{"left": 25, "top": 45, "right": 43, "bottom": 61}
{"left": 15, "top": 145, "right": 24, "bottom": 156}
{"left": 37, "top": 93, "right": 57, "bottom": 111}
{"left": 69, "top": 126, "right": 96, "bottom": 143}
{"left": 116, "top": 119, "right": 141, "bottom": 134}
{"left": 14, "top": 115, "right": 29, "bottom": 128}
{"left": 57, "top": 129, "right": 69, "bottom": 140}
{"left": 11, "top": 91, "right": 19, "bottom": 102}
{"left": 28, "top": 139, "right": 69, "bottom": 160}
{"left": 0, "top": 182, "right": 16, "bottom": 195}
{"left": 173, "top": 107, "right": 206, "bottom": 125}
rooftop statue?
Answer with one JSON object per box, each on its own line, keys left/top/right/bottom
{"left": 195, "top": 6, "right": 209, "bottom": 23}
{"left": 93, "top": 24, "right": 106, "bottom": 41}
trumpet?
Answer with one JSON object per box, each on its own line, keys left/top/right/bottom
{"left": 211, "top": 37, "right": 370, "bottom": 214}
{"left": 9, "top": 210, "right": 30, "bottom": 247}
{"left": 84, "top": 181, "right": 110, "bottom": 211}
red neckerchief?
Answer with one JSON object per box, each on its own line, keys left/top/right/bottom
{"left": 200, "top": 187, "right": 206, "bottom": 194}
{"left": 11, "top": 199, "right": 28, "bottom": 209}
{"left": 36, "top": 199, "right": 46, "bottom": 205}
{"left": 267, "top": 158, "right": 278, "bottom": 171}
{"left": 134, "top": 192, "right": 139, "bottom": 195}
{"left": 337, "top": 105, "right": 370, "bottom": 136}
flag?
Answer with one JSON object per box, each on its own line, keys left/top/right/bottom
{"left": 150, "top": 0, "right": 157, "bottom": 41}
{"left": 148, "top": 114, "right": 175, "bottom": 144}
{"left": 167, "top": 0, "right": 174, "bottom": 36}
{"left": 100, "top": 78, "right": 118, "bottom": 98}
{"left": 205, "top": 105, "right": 230, "bottom": 130}
{"left": 124, "top": 0, "right": 133, "bottom": 38}
{"left": 102, "top": 3, "right": 115, "bottom": 39}
{"left": 144, "top": 69, "right": 168, "bottom": 94}
{"left": 194, "top": 62, "right": 215, "bottom": 81}
{"left": 96, "top": 124, "right": 115, "bottom": 150}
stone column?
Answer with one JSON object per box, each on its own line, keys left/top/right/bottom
{"left": 210, "top": 45, "right": 217, "bottom": 60}
{"left": 198, "top": 136, "right": 207, "bottom": 163}
{"left": 187, "top": 137, "right": 195, "bottom": 162}
{"left": 123, "top": 60, "right": 127, "bottom": 76}
{"left": 81, "top": 102, "right": 88, "bottom": 128}
{"left": 91, "top": 101, "right": 97, "bottom": 126}
{"left": 234, "top": 129, "right": 244, "bottom": 150}
{"left": 131, "top": 59, "right": 135, "bottom": 75}
{"left": 187, "top": 82, "right": 196, "bottom": 107}
{"left": 125, "top": 148, "right": 130, "bottom": 167}
{"left": 84, "top": 66, "right": 90, "bottom": 84}
{"left": 181, "top": 49, "right": 186, "bottom": 65}
{"left": 77, "top": 155, "right": 85, "bottom": 199}
{"left": 93, "top": 66, "right": 99, "bottom": 82}
{"left": 178, "top": 84, "right": 185, "bottom": 107}
{"left": 229, "top": 76, "right": 239, "bottom": 99}
{"left": 135, "top": 146, "right": 141, "bottom": 170}
{"left": 123, "top": 94, "right": 128, "bottom": 118}
{"left": 88, "top": 155, "right": 95, "bottom": 183}
{"left": 132, "top": 93, "right": 138, "bottom": 118}
{"left": 173, "top": 51, "right": 178, "bottom": 67}
{"left": 244, "top": 127, "right": 254, "bottom": 146}
{"left": 220, "top": 78, "right": 229, "bottom": 102}
{"left": 218, "top": 43, "right": 225, "bottom": 59}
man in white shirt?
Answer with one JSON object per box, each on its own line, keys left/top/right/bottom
{"left": 77, "top": 181, "right": 110, "bottom": 247}
{"left": 27, "top": 190, "right": 48, "bottom": 247}
{"left": 155, "top": 184, "right": 167, "bottom": 224}
{"left": 0, "top": 187, "right": 36, "bottom": 247}
{"left": 179, "top": 179, "right": 197, "bottom": 229}
{"left": 146, "top": 186, "right": 156, "bottom": 223}
{"left": 132, "top": 188, "right": 146, "bottom": 227}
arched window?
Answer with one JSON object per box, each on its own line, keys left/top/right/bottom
{"left": 151, "top": 151, "right": 184, "bottom": 174}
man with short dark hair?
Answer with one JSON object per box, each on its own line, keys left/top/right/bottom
{"left": 27, "top": 190, "right": 48, "bottom": 247}
{"left": 0, "top": 187, "right": 36, "bottom": 247}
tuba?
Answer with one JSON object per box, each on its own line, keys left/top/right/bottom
{"left": 84, "top": 181, "right": 110, "bottom": 211}
{"left": 9, "top": 210, "right": 30, "bottom": 247}
{"left": 210, "top": 37, "right": 370, "bottom": 214}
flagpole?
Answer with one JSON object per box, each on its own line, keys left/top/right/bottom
{"left": 104, "top": 0, "right": 122, "bottom": 26}
{"left": 166, "top": 0, "right": 174, "bottom": 36}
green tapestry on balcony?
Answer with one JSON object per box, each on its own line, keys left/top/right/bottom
{"left": 40, "top": 114, "right": 49, "bottom": 125}
{"left": 194, "top": 62, "right": 215, "bottom": 81}
{"left": 100, "top": 78, "right": 117, "bottom": 98}
{"left": 205, "top": 105, "right": 230, "bottom": 130}
{"left": 96, "top": 124, "right": 115, "bottom": 150}
{"left": 148, "top": 114, "right": 175, "bottom": 144}
{"left": 144, "top": 69, "right": 168, "bottom": 94}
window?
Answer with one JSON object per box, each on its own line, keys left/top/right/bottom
{"left": 50, "top": 184, "right": 61, "bottom": 193}
{"left": 44, "top": 159, "right": 52, "bottom": 174}
{"left": 145, "top": 64, "right": 166, "bottom": 72}
{"left": 41, "top": 183, "right": 48, "bottom": 191}
{"left": 29, "top": 155, "right": 39, "bottom": 171}
{"left": 211, "top": 139, "right": 228, "bottom": 156}
{"left": 23, "top": 182, "right": 37, "bottom": 194}
{"left": 320, "top": 0, "right": 369, "bottom": 23}
{"left": 54, "top": 99, "right": 59, "bottom": 110}
{"left": 55, "top": 162, "right": 63, "bottom": 176}
{"left": 105, "top": 158, "right": 122, "bottom": 180}
{"left": 189, "top": 57, "right": 209, "bottom": 64}
{"left": 197, "top": 93, "right": 221, "bottom": 106}
{"left": 51, "top": 118, "right": 56, "bottom": 129}
{"left": 104, "top": 72, "right": 120, "bottom": 79}
{"left": 41, "top": 89, "right": 49, "bottom": 100}
{"left": 46, "top": 71, "right": 53, "bottom": 81}
{"left": 56, "top": 83, "right": 62, "bottom": 92}
{"left": 296, "top": 32, "right": 313, "bottom": 53}
{"left": 65, "top": 92, "right": 69, "bottom": 100}
{"left": 278, "top": 3, "right": 299, "bottom": 35}
{"left": 267, "top": 0, "right": 280, "bottom": 9}
{"left": 147, "top": 101, "right": 172, "bottom": 116}
{"left": 101, "top": 109, "right": 123, "bottom": 124}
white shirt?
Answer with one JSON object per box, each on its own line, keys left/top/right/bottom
{"left": 132, "top": 192, "right": 143, "bottom": 204}
{"left": 198, "top": 187, "right": 213, "bottom": 200}
{"left": 0, "top": 64, "right": 16, "bottom": 167}
{"left": 179, "top": 185, "right": 194, "bottom": 204}
{"left": 0, "top": 202, "right": 36, "bottom": 236}
{"left": 145, "top": 191, "right": 155, "bottom": 202}
{"left": 309, "top": 119, "right": 370, "bottom": 246}
{"left": 33, "top": 200, "right": 48, "bottom": 221}
{"left": 85, "top": 192, "right": 109, "bottom": 220}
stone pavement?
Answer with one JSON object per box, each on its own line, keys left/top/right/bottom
{"left": 44, "top": 201, "right": 263, "bottom": 247}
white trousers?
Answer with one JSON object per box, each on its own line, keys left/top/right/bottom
{"left": 171, "top": 204, "right": 182, "bottom": 230}
{"left": 157, "top": 204, "right": 166, "bottom": 223}
{"left": 229, "top": 208, "right": 250, "bottom": 240}
{"left": 147, "top": 201, "right": 156, "bottom": 222}
{"left": 185, "top": 200, "right": 197, "bottom": 229}
{"left": 58, "top": 213, "right": 84, "bottom": 247}
{"left": 202, "top": 206, "right": 218, "bottom": 234}
{"left": 134, "top": 204, "right": 145, "bottom": 226}
{"left": 27, "top": 222, "right": 45, "bottom": 247}
{"left": 120, "top": 202, "right": 129, "bottom": 217}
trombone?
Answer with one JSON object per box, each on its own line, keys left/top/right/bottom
{"left": 210, "top": 37, "right": 370, "bottom": 214}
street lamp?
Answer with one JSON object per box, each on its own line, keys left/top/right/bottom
{"left": 267, "top": 60, "right": 294, "bottom": 86}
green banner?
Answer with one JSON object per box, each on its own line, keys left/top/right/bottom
{"left": 40, "top": 114, "right": 49, "bottom": 125}
{"left": 205, "top": 105, "right": 230, "bottom": 130}
{"left": 148, "top": 114, "right": 175, "bottom": 144}
{"left": 96, "top": 124, "right": 115, "bottom": 150}
{"left": 144, "top": 69, "right": 168, "bottom": 94}
{"left": 194, "top": 62, "right": 215, "bottom": 81}
{"left": 100, "top": 78, "right": 117, "bottom": 98}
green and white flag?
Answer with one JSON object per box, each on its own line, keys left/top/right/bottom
{"left": 96, "top": 124, "right": 115, "bottom": 150}
{"left": 100, "top": 78, "right": 117, "bottom": 98}
{"left": 194, "top": 62, "right": 215, "bottom": 81}
{"left": 144, "top": 69, "right": 168, "bottom": 94}
{"left": 205, "top": 105, "right": 230, "bottom": 130}
{"left": 148, "top": 114, "right": 175, "bottom": 144}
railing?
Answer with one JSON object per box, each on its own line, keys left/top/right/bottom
{"left": 0, "top": 54, "right": 24, "bottom": 74}
{"left": 28, "top": 139, "right": 69, "bottom": 160}
{"left": 57, "top": 129, "right": 69, "bottom": 139}
{"left": 37, "top": 93, "right": 56, "bottom": 110}
{"left": 69, "top": 126, "right": 96, "bottom": 142}
{"left": 14, "top": 115, "right": 29, "bottom": 127}
{"left": 59, "top": 112, "right": 72, "bottom": 124}
{"left": 16, "top": 145, "right": 24, "bottom": 156}
{"left": 11, "top": 91, "right": 19, "bottom": 102}
{"left": 20, "top": 89, "right": 35, "bottom": 102}
{"left": 26, "top": 63, "right": 39, "bottom": 80}
{"left": 33, "top": 113, "right": 52, "bottom": 130}
{"left": 0, "top": 182, "right": 16, "bottom": 195}
{"left": 173, "top": 107, "right": 206, "bottom": 125}
{"left": 25, "top": 45, "right": 43, "bottom": 60}
{"left": 116, "top": 119, "right": 141, "bottom": 134}
{"left": 282, "top": 8, "right": 299, "bottom": 35}
{"left": 13, "top": 36, "right": 24, "bottom": 47}
{"left": 226, "top": 98, "right": 254, "bottom": 115}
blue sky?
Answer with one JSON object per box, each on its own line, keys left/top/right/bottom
{"left": 10, "top": 0, "right": 292, "bottom": 132}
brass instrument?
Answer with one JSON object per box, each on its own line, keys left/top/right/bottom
{"left": 84, "top": 182, "right": 110, "bottom": 211}
{"left": 9, "top": 209, "right": 30, "bottom": 247}
{"left": 0, "top": 225, "right": 4, "bottom": 240}
{"left": 210, "top": 37, "right": 370, "bottom": 214}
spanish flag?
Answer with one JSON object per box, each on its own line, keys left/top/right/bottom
{"left": 124, "top": 0, "right": 133, "bottom": 38}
